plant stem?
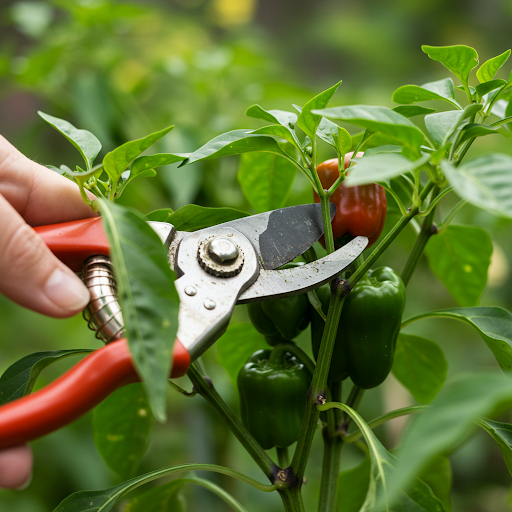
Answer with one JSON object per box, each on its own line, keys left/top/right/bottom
{"left": 348, "top": 181, "right": 434, "bottom": 288}
{"left": 291, "top": 280, "right": 347, "bottom": 481}
{"left": 187, "top": 365, "right": 276, "bottom": 481}
{"left": 270, "top": 343, "right": 316, "bottom": 376}
{"left": 168, "top": 379, "right": 197, "bottom": 397}
{"left": 320, "top": 195, "right": 335, "bottom": 253}
{"left": 343, "top": 405, "right": 428, "bottom": 443}
{"left": 318, "top": 434, "right": 343, "bottom": 512}
{"left": 439, "top": 199, "right": 467, "bottom": 231}
{"left": 401, "top": 186, "right": 440, "bottom": 287}
{"left": 277, "top": 447, "right": 290, "bottom": 468}
{"left": 318, "top": 382, "right": 343, "bottom": 512}
{"left": 341, "top": 385, "right": 364, "bottom": 424}
{"left": 291, "top": 181, "right": 435, "bottom": 484}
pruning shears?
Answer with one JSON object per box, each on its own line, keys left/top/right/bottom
{"left": 0, "top": 204, "right": 368, "bottom": 448}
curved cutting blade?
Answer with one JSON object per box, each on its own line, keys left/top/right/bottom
{"left": 237, "top": 236, "right": 368, "bottom": 303}
{"left": 220, "top": 203, "right": 336, "bottom": 270}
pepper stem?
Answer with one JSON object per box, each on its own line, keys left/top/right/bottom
{"left": 277, "top": 447, "right": 290, "bottom": 469}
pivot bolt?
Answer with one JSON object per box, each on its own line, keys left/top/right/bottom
{"left": 208, "top": 238, "right": 239, "bottom": 263}
{"left": 198, "top": 235, "right": 244, "bottom": 278}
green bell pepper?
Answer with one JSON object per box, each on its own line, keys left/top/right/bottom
{"left": 248, "top": 294, "right": 311, "bottom": 346}
{"left": 237, "top": 348, "right": 311, "bottom": 450}
{"left": 311, "top": 266, "right": 406, "bottom": 388}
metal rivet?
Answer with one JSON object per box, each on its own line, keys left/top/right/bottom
{"left": 208, "top": 238, "right": 239, "bottom": 263}
{"left": 184, "top": 286, "right": 197, "bottom": 296}
{"left": 204, "top": 299, "right": 216, "bottom": 310}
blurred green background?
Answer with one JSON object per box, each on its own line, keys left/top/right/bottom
{"left": 1, "top": 0, "right": 512, "bottom": 510}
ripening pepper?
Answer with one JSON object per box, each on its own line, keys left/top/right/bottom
{"left": 311, "top": 267, "right": 406, "bottom": 388}
{"left": 237, "top": 349, "right": 311, "bottom": 449}
{"left": 313, "top": 155, "right": 387, "bottom": 249}
{"left": 248, "top": 294, "right": 311, "bottom": 346}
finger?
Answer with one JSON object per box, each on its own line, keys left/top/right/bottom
{"left": 0, "top": 135, "right": 96, "bottom": 226}
{"left": 0, "top": 444, "right": 33, "bottom": 490}
{"left": 0, "top": 194, "right": 90, "bottom": 317}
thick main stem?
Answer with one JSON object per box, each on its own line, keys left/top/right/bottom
{"left": 291, "top": 181, "right": 435, "bottom": 483}
{"left": 318, "top": 382, "right": 343, "bottom": 512}
{"left": 291, "top": 280, "right": 347, "bottom": 480}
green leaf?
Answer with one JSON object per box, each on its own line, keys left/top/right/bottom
{"left": 53, "top": 462, "right": 269, "bottom": 512}
{"left": 392, "top": 334, "right": 448, "bottom": 404}
{"left": 125, "top": 481, "right": 186, "bottom": 512}
{"left": 477, "top": 418, "right": 512, "bottom": 477}
{"left": 337, "top": 458, "right": 370, "bottom": 512}
{"left": 115, "top": 153, "right": 189, "bottom": 199}
{"left": 315, "top": 105, "right": 425, "bottom": 151}
{"left": 456, "top": 123, "right": 500, "bottom": 147}
{"left": 93, "top": 383, "right": 154, "bottom": 479}
{"left": 345, "top": 153, "right": 429, "bottom": 187}
{"left": 237, "top": 152, "right": 296, "bottom": 213}
{"left": 338, "top": 455, "right": 452, "bottom": 512}
{"left": 476, "top": 79, "right": 507, "bottom": 98}
{"left": 315, "top": 116, "right": 352, "bottom": 157}
{"left": 0, "top": 350, "right": 92, "bottom": 405}
{"left": 297, "top": 81, "right": 342, "bottom": 139}
{"left": 324, "top": 404, "right": 446, "bottom": 512}
{"left": 131, "top": 153, "right": 189, "bottom": 175}
{"left": 103, "top": 125, "right": 174, "bottom": 182}
{"left": 245, "top": 105, "right": 297, "bottom": 129}
{"left": 38, "top": 111, "right": 102, "bottom": 170}
{"left": 393, "top": 105, "right": 437, "bottom": 118}
{"left": 392, "top": 78, "right": 461, "bottom": 110}
{"left": 477, "top": 49, "right": 511, "bottom": 83}
{"left": 378, "top": 371, "right": 512, "bottom": 510}
{"left": 145, "top": 205, "right": 249, "bottom": 231}
{"left": 249, "top": 125, "right": 300, "bottom": 150}
{"left": 425, "top": 225, "right": 493, "bottom": 306}
{"left": 422, "top": 45, "right": 479, "bottom": 87}
{"left": 419, "top": 456, "right": 452, "bottom": 512}
{"left": 425, "top": 104, "right": 482, "bottom": 148}
{"left": 363, "top": 145, "right": 402, "bottom": 157}
{"left": 182, "top": 129, "right": 288, "bottom": 167}
{"left": 404, "top": 307, "right": 512, "bottom": 374}
{"left": 217, "top": 323, "right": 268, "bottom": 385}
{"left": 442, "top": 154, "right": 512, "bottom": 218}
{"left": 99, "top": 200, "right": 179, "bottom": 422}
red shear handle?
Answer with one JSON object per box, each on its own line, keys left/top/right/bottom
{"left": 0, "top": 339, "right": 190, "bottom": 449}
{"left": 34, "top": 217, "right": 108, "bottom": 272}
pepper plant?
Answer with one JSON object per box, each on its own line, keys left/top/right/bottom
{"left": 3, "top": 44, "right": 512, "bottom": 511}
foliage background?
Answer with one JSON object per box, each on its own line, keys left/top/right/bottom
{"left": 1, "top": 0, "right": 512, "bottom": 510}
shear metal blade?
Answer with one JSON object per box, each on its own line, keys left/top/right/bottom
{"left": 221, "top": 203, "right": 336, "bottom": 270}
{"left": 237, "top": 236, "right": 368, "bottom": 303}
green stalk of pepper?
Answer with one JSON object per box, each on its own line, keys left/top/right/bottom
{"left": 237, "top": 348, "right": 311, "bottom": 450}
{"left": 311, "top": 266, "right": 406, "bottom": 388}
{"left": 248, "top": 294, "right": 311, "bottom": 346}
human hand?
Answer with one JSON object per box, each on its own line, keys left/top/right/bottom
{"left": 0, "top": 134, "right": 95, "bottom": 316}
{"left": 0, "top": 135, "right": 96, "bottom": 488}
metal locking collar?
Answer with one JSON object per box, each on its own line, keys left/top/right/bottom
{"left": 198, "top": 236, "right": 244, "bottom": 277}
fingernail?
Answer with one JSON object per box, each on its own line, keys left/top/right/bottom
{"left": 44, "top": 269, "right": 90, "bottom": 311}
{"left": 14, "top": 472, "right": 32, "bottom": 491}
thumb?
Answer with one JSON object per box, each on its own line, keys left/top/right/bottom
{"left": 0, "top": 193, "right": 90, "bottom": 318}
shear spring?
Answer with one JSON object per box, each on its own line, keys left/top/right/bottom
{"left": 81, "top": 256, "right": 125, "bottom": 344}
